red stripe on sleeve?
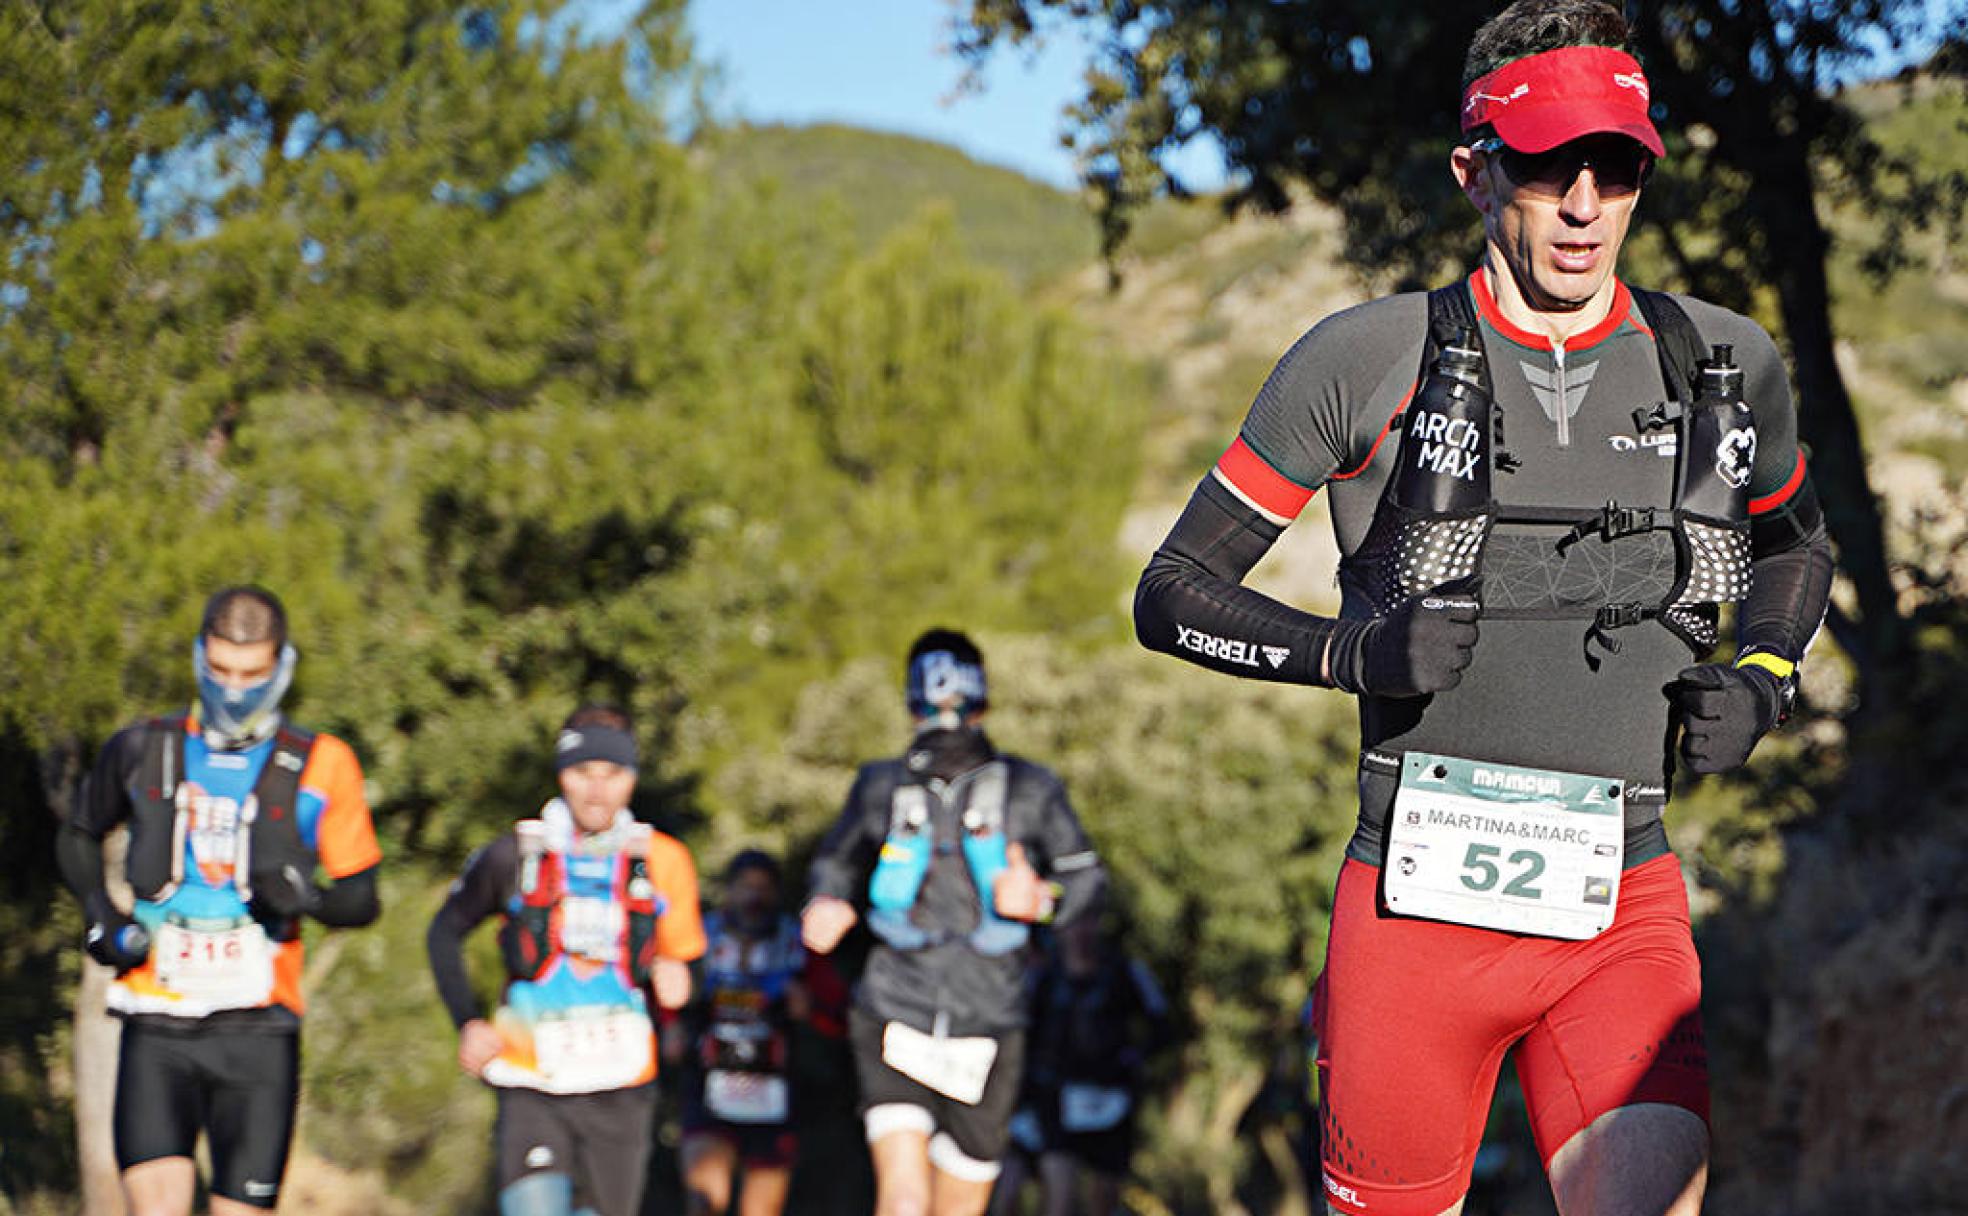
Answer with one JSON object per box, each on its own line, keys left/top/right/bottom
{"left": 1749, "top": 452, "right": 1807, "bottom": 515}
{"left": 1215, "top": 437, "right": 1315, "bottom": 522}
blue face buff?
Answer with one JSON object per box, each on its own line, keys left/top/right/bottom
{"left": 194, "top": 637, "right": 298, "bottom": 747}
{"left": 906, "top": 649, "right": 988, "bottom": 728}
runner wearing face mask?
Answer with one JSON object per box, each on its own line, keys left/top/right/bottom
{"left": 57, "top": 586, "right": 382, "bottom": 1216}
{"left": 673, "top": 850, "right": 845, "bottom": 1216}
{"left": 803, "top": 629, "right": 1108, "bottom": 1216}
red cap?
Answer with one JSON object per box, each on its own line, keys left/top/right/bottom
{"left": 1460, "top": 46, "right": 1664, "bottom": 158}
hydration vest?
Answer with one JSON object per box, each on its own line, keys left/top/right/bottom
{"left": 867, "top": 760, "right": 1029, "bottom": 956}
{"left": 1341, "top": 284, "right": 1754, "bottom": 660}
{"left": 499, "top": 819, "right": 663, "bottom": 989}
{"left": 126, "top": 715, "right": 318, "bottom": 935}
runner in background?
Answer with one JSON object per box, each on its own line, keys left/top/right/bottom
{"left": 803, "top": 629, "right": 1107, "bottom": 1216}
{"left": 997, "top": 918, "right": 1173, "bottom": 1216}
{"left": 987, "top": 945, "right": 1051, "bottom": 1216}
{"left": 426, "top": 705, "right": 705, "bottom": 1216}
{"left": 670, "top": 849, "right": 846, "bottom": 1216}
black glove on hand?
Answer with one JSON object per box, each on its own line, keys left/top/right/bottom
{"left": 1669, "top": 664, "right": 1784, "bottom": 774}
{"left": 1327, "top": 581, "right": 1481, "bottom": 697}
{"left": 83, "top": 894, "right": 151, "bottom": 971}
{"left": 252, "top": 863, "right": 323, "bottom": 920}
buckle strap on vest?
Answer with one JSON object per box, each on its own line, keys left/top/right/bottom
{"left": 1582, "top": 601, "right": 1662, "bottom": 669}
{"left": 1633, "top": 400, "right": 1683, "bottom": 431}
{"left": 1557, "top": 501, "right": 1662, "bottom": 554}
{"left": 1594, "top": 601, "right": 1657, "bottom": 632}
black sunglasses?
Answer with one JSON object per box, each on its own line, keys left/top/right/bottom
{"left": 1468, "top": 135, "right": 1654, "bottom": 199}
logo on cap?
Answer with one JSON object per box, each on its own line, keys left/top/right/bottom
{"left": 1463, "top": 82, "right": 1531, "bottom": 116}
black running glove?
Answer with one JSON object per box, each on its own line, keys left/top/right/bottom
{"left": 1326, "top": 582, "right": 1481, "bottom": 697}
{"left": 1668, "top": 664, "right": 1784, "bottom": 774}
{"left": 252, "top": 863, "right": 323, "bottom": 920}
{"left": 83, "top": 893, "right": 151, "bottom": 971}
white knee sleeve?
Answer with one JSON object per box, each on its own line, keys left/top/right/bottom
{"left": 864, "top": 1102, "right": 936, "bottom": 1144}
{"left": 928, "top": 1131, "right": 1002, "bottom": 1183}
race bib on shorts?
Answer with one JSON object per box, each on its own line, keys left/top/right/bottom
{"left": 153, "top": 917, "right": 275, "bottom": 1010}
{"left": 881, "top": 1021, "right": 999, "bottom": 1105}
{"left": 1385, "top": 751, "right": 1625, "bottom": 940}
{"left": 1059, "top": 1083, "right": 1132, "bottom": 1132}
{"left": 705, "top": 1070, "right": 790, "bottom": 1124}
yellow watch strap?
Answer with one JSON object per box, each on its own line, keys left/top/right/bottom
{"left": 1735, "top": 651, "right": 1796, "bottom": 681}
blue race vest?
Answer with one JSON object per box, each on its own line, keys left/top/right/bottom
{"left": 867, "top": 761, "right": 1028, "bottom": 955}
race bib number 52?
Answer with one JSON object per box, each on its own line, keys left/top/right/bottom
{"left": 1384, "top": 752, "right": 1625, "bottom": 940}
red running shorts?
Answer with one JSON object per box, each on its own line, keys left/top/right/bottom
{"left": 1313, "top": 853, "right": 1708, "bottom": 1216}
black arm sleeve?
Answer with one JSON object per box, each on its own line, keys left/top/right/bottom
{"left": 1134, "top": 476, "right": 1343, "bottom": 686}
{"left": 56, "top": 821, "right": 118, "bottom": 925}
{"left": 1029, "top": 778, "right": 1106, "bottom": 928}
{"left": 806, "top": 768, "right": 885, "bottom": 905}
{"left": 59, "top": 726, "right": 145, "bottom": 920}
{"left": 426, "top": 836, "right": 516, "bottom": 1030}
{"left": 1740, "top": 519, "right": 1834, "bottom": 663}
{"left": 314, "top": 865, "right": 380, "bottom": 927}
{"left": 68, "top": 725, "right": 145, "bottom": 835}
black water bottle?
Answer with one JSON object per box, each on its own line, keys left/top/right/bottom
{"left": 1394, "top": 327, "right": 1493, "bottom": 512}
{"left": 1680, "top": 343, "right": 1755, "bottom": 520}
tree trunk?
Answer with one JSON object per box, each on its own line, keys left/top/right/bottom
{"left": 73, "top": 828, "right": 129, "bottom": 1216}
{"left": 1753, "top": 152, "right": 1909, "bottom": 716}
{"left": 1206, "top": 1065, "right": 1265, "bottom": 1216}
{"left": 1258, "top": 1123, "right": 1314, "bottom": 1216}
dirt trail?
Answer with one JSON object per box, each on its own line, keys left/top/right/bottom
{"left": 280, "top": 1147, "right": 417, "bottom": 1216}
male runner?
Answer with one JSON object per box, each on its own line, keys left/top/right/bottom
{"left": 803, "top": 629, "right": 1107, "bottom": 1216}
{"left": 427, "top": 704, "right": 706, "bottom": 1216}
{"left": 673, "top": 849, "right": 846, "bottom": 1216}
{"left": 57, "top": 585, "right": 383, "bottom": 1215}
{"left": 1134, "top": 3, "right": 1834, "bottom": 1213}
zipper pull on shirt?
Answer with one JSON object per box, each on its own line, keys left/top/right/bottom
{"left": 1552, "top": 336, "right": 1571, "bottom": 449}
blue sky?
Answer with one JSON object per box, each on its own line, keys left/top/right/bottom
{"left": 668, "top": 0, "right": 1958, "bottom": 193}
{"left": 685, "top": 0, "right": 1229, "bottom": 191}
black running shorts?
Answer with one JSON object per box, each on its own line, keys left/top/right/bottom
{"left": 112, "top": 1022, "right": 300, "bottom": 1210}
{"left": 849, "top": 1007, "right": 1024, "bottom": 1165}
{"left": 495, "top": 1083, "right": 657, "bottom": 1216}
